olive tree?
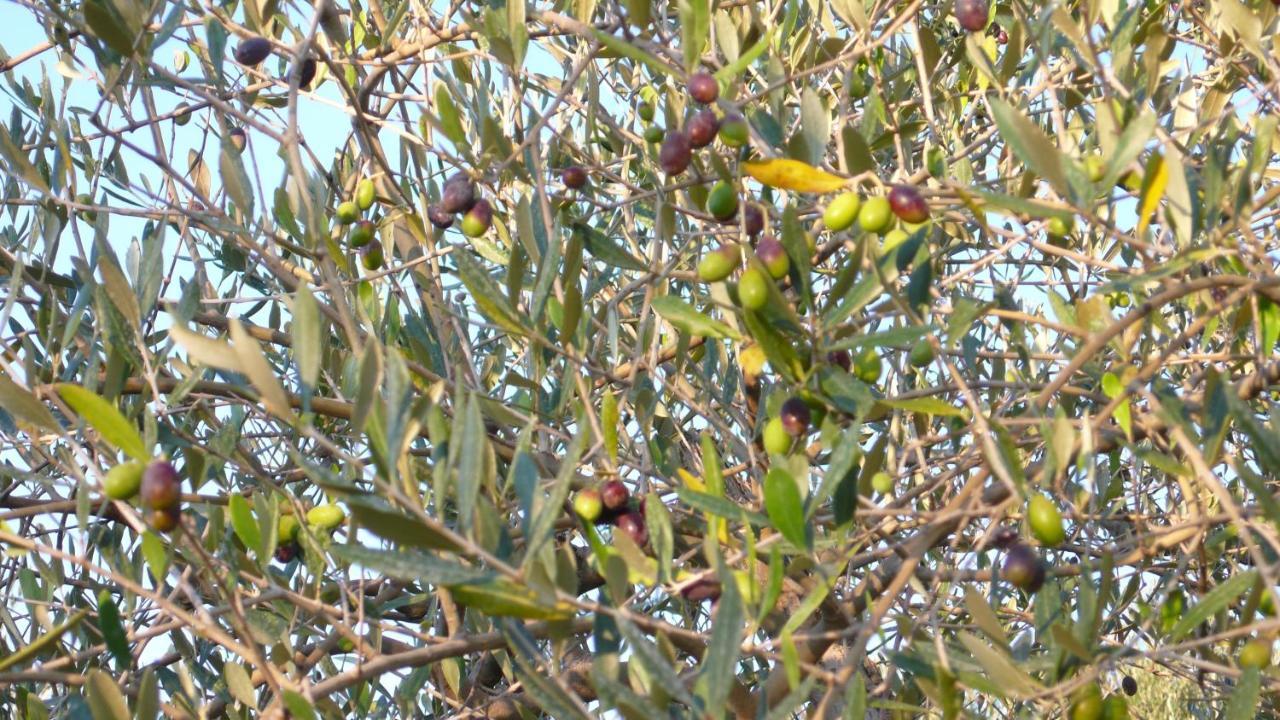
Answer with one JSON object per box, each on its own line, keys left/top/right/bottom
{"left": 1, "top": 0, "right": 1279, "bottom": 717}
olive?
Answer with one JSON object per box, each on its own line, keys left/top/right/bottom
{"left": 460, "top": 199, "right": 493, "bottom": 237}
{"left": 426, "top": 204, "right": 454, "bottom": 229}
{"left": 336, "top": 201, "right": 360, "bottom": 225}
{"left": 718, "top": 114, "right": 749, "bottom": 147}
{"left": 562, "top": 166, "right": 588, "bottom": 190}
{"left": 234, "top": 36, "right": 272, "bottom": 66}
{"left": 857, "top": 196, "right": 894, "bottom": 234}
{"left": 737, "top": 267, "right": 770, "bottom": 310}
{"left": 755, "top": 235, "right": 789, "bottom": 280}
{"left": 659, "top": 130, "right": 693, "bottom": 175}
{"left": 887, "top": 184, "right": 929, "bottom": 223}
{"left": 687, "top": 72, "right": 719, "bottom": 104}
{"left": 687, "top": 109, "right": 720, "bottom": 148}
{"left": 1028, "top": 493, "right": 1066, "bottom": 547}
{"left": 706, "top": 180, "right": 739, "bottom": 221}
{"left": 140, "top": 460, "right": 181, "bottom": 510}
{"left": 103, "top": 461, "right": 145, "bottom": 500}
{"left": 779, "top": 397, "right": 811, "bottom": 437}
{"left": 440, "top": 173, "right": 477, "bottom": 214}
{"left": 356, "top": 178, "right": 376, "bottom": 211}
{"left": 762, "top": 417, "right": 792, "bottom": 455}
{"left": 601, "top": 480, "right": 630, "bottom": 511}
{"left": 349, "top": 220, "right": 375, "bottom": 248}
{"left": 954, "top": 0, "right": 989, "bottom": 32}
{"left": 697, "top": 244, "right": 740, "bottom": 282}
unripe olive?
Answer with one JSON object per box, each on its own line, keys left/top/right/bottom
{"left": 1070, "top": 684, "right": 1104, "bottom": 720}
{"left": 1027, "top": 493, "right": 1066, "bottom": 547}
{"left": 823, "top": 192, "right": 861, "bottom": 232}
{"left": 140, "top": 460, "right": 181, "bottom": 510}
{"left": 718, "top": 114, "right": 749, "bottom": 147}
{"left": 737, "top": 267, "right": 770, "bottom": 310}
{"left": 1240, "top": 639, "right": 1273, "bottom": 668}
{"left": 306, "top": 504, "right": 346, "bottom": 530}
{"left": 853, "top": 346, "right": 882, "bottom": 383}
{"left": 360, "top": 243, "right": 385, "bottom": 271}
{"left": 573, "top": 489, "right": 603, "bottom": 522}
{"left": 849, "top": 72, "right": 869, "bottom": 99}
{"left": 697, "top": 244, "right": 740, "bottom": 282}
{"left": 706, "top": 180, "right": 739, "bottom": 221}
{"left": 762, "top": 417, "right": 792, "bottom": 455}
{"left": 644, "top": 126, "right": 666, "bottom": 144}
{"left": 1101, "top": 695, "right": 1129, "bottom": 720}
{"left": 871, "top": 471, "right": 893, "bottom": 496}
{"left": 858, "top": 196, "right": 894, "bottom": 234}
{"left": 460, "top": 199, "right": 493, "bottom": 237}
{"left": 1047, "top": 215, "right": 1074, "bottom": 241}
{"left": 174, "top": 103, "right": 192, "bottom": 126}
{"left": 909, "top": 338, "right": 935, "bottom": 368}
{"left": 103, "top": 461, "right": 145, "bottom": 500}
{"left": 336, "top": 201, "right": 360, "bottom": 225}
{"left": 355, "top": 178, "right": 376, "bottom": 210}
{"left": 278, "top": 514, "right": 300, "bottom": 543}
{"left": 638, "top": 101, "right": 656, "bottom": 122}
{"left": 349, "top": 219, "right": 375, "bottom": 248}
{"left": 1084, "top": 154, "right": 1106, "bottom": 183}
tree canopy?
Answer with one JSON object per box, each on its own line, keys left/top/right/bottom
{"left": 2, "top": 0, "right": 1280, "bottom": 717}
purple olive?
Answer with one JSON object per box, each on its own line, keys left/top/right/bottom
{"left": 440, "top": 173, "right": 477, "bottom": 214}
{"left": 687, "top": 110, "right": 720, "bottom": 148}
{"left": 779, "top": 397, "right": 812, "bottom": 437}
{"left": 659, "top": 130, "right": 693, "bottom": 175}
{"left": 687, "top": 72, "right": 719, "bottom": 104}
{"left": 888, "top": 184, "right": 929, "bottom": 223}
{"left": 562, "top": 166, "right": 588, "bottom": 190}
{"left": 140, "top": 460, "right": 181, "bottom": 510}
{"left": 1003, "top": 543, "right": 1046, "bottom": 593}
{"left": 742, "top": 203, "right": 764, "bottom": 236}
{"left": 615, "top": 511, "right": 649, "bottom": 547}
{"left": 234, "top": 37, "right": 273, "bottom": 66}
{"left": 954, "top": 0, "right": 989, "bottom": 32}
{"left": 601, "top": 480, "right": 630, "bottom": 511}
{"left": 427, "top": 204, "right": 454, "bottom": 229}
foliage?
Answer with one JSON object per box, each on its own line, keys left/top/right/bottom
{"left": 1, "top": 0, "right": 1279, "bottom": 717}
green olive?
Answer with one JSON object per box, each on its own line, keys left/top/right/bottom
{"left": 823, "top": 192, "right": 861, "bottom": 232}
{"left": 1028, "top": 493, "right": 1066, "bottom": 547}
{"left": 737, "top": 267, "right": 770, "bottom": 310}
{"left": 858, "top": 196, "right": 893, "bottom": 234}
{"left": 762, "top": 417, "right": 792, "bottom": 455}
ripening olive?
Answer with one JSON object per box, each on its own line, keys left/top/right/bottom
{"left": 755, "top": 236, "right": 789, "bottom": 280}
{"left": 697, "top": 244, "right": 740, "bottom": 282}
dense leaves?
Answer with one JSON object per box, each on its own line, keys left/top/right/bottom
{"left": 1, "top": 0, "right": 1279, "bottom": 718}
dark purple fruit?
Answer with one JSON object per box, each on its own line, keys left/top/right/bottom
{"left": 298, "top": 58, "right": 317, "bottom": 88}
{"left": 562, "top": 166, "right": 588, "bottom": 190}
{"left": 687, "top": 72, "right": 719, "bottom": 104}
{"left": 440, "top": 173, "right": 477, "bottom": 214}
{"left": 779, "top": 397, "right": 811, "bottom": 437}
{"left": 615, "top": 511, "right": 648, "bottom": 547}
{"left": 742, "top": 203, "right": 764, "bottom": 236}
{"left": 828, "top": 350, "right": 852, "bottom": 372}
{"left": 997, "top": 29, "right": 1008, "bottom": 44}
{"left": 274, "top": 542, "right": 300, "bottom": 563}
{"left": 1121, "top": 676, "right": 1137, "bottom": 696}
{"left": 954, "top": 0, "right": 989, "bottom": 32}
{"left": 687, "top": 110, "right": 720, "bottom": 148}
{"left": 427, "top": 204, "right": 454, "bottom": 229}
{"left": 659, "top": 130, "right": 693, "bottom": 175}
{"left": 1003, "top": 543, "right": 1046, "bottom": 593}
{"left": 991, "top": 526, "right": 1019, "bottom": 549}
{"left": 601, "top": 480, "right": 629, "bottom": 511}
{"left": 140, "top": 460, "right": 181, "bottom": 510}
{"left": 888, "top": 184, "right": 929, "bottom": 223}
{"left": 149, "top": 506, "right": 182, "bottom": 533}
{"left": 682, "top": 578, "right": 722, "bottom": 602}
{"left": 234, "top": 37, "right": 272, "bottom": 66}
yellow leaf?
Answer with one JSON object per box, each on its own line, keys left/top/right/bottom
{"left": 742, "top": 158, "right": 849, "bottom": 194}
{"left": 1137, "top": 152, "right": 1168, "bottom": 237}
{"left": 677, "top": 468, "right": 706, "bottom": 493}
